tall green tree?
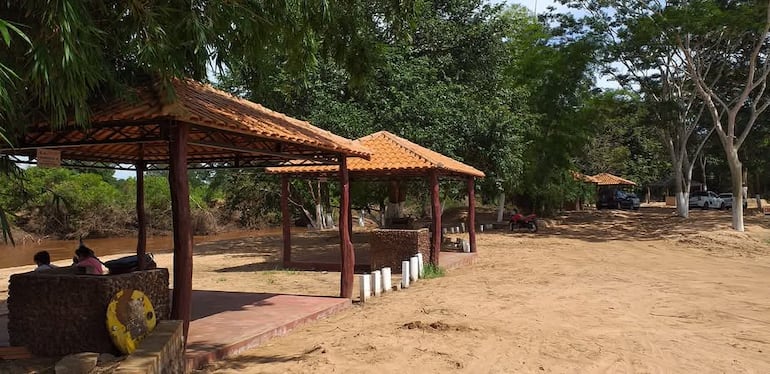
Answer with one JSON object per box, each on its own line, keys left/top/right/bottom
{"left": 0, "top": 0, "right": 413, "bottom": 136}
{"left": 673, "top": 1, "right": 770, "bottom": 231}
{"left": 220, "top": 0, "right": 528, "bottom": 214}
{"left": 508, "top": 10, "right": 599, "bottom": 214}
{"left": 0, "top": 1, "right": 415, "bottom": 240}
{"left": 558, "top": 0, "right": 716, "bottom": 218}
{"left": 578, "top": 91, "right": 669, "bottom": 194}
{"left": 563, "top": 0, "right": 770, "bottom": 229}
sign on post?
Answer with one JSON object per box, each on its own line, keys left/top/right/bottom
{"left": 36, "top": 149, "right": 61, "bottom": 168}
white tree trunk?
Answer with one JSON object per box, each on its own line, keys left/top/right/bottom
{"left": 386, "top": 202, "right": 401, "bottom": 219}
{"left": 315, "top": 203, "right": 325, "bottom": 229}
{"left": 675, "top": 192, "right": 689, "bottom": 217}
{"left": 673, "top": 165, "right": 689, "bottom": 218}
{"left": 496, "top": 192, "right": 505, "bottom": 222}
{"left": 727, "top": 149, "right": 745, "bottom": 231}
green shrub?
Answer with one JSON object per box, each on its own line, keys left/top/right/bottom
{"left": 421, "top": 263, "right": 445, "bottom": 279}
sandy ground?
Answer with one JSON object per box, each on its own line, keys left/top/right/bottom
{"left": 196, "top": 206, "right": 770, "bottom": 373}
{"left": 2, "top": 205, "right": 770, "bottom": 373}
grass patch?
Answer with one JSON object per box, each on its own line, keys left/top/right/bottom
{"left": 421, "top": 264, "right": 446, "bottom": 279}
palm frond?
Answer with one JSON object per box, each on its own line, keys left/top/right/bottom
{"left": 0, "top": 206, "right": 15, "bottom": 245}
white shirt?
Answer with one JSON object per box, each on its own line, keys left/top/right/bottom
{"left": 34, "top": 264, "right": 56, "bottom": 272}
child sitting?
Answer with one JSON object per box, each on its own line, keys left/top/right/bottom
{"left": 73, "top": 244, "right": 105, "bottom": 275}
{"left": 33, "top": 251, "right": 57, "bottom": 272}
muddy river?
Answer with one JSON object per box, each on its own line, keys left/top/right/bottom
{"left": 0, "top": 229, "right": 282, "bottom": 269}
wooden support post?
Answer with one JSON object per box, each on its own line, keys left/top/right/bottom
{"left": 430, "top": 171, "right": 441, "bottom": 265}
{"left": 347, "top": 180, "right": 353, "bottom": 236}
{"left": 339, "top": 157, "right": 354, "bottom": 298}
{"left": 136, "top": 159, "right": 147, "bottom": 270}
{"left": 467, "top": 177, "right": 477, "bottom": 253}
{"left": 168, "top": 122, "right": 193, "bottom": 344}
{"left": 281, "top": 176, "right": 292, "bottom": 267}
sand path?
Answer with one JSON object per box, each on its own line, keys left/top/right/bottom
{"left": 199, "top": 208, "right": 770, "bottom": 373}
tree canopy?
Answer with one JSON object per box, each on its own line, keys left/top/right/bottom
{"left": 4, "top": 0, "right": 768, "bottom": 239}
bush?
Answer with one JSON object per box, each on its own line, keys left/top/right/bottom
{"left": 421, "top": 263, "right": 446, "bottom": 279}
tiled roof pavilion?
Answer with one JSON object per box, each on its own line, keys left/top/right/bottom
{"left": 266, "top": 131, "right": 485, "bottom": 179}
{"left": 5, "top": 79, "right": 370, "bottom": 169}
{"left": 268, "top": 131, "right": 485, "bottom": 270}
{"left": 0, "top": 78, "right": 369, "bottom": 344}
{"left": 593, "top": 172, "right": 637, "bottom": 186}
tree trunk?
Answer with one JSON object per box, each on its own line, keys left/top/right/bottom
{"left": 315, "top": 202, "right": 324, "bottom": 229}
{"left": 673, "top": 164, "right": 689, "bottom": 218}
{"left": 496, "top": 192, "right": 505, "bottom": 222}
{"left": 386, "top": 181, "right": 402, "bottom": 221}
{"left": 699, "top": 155, "right": 707, "bottom": 191}
{"left": 727, "top": 149, "right": 745, "bottom": 231}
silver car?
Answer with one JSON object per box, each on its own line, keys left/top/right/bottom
{"left": 718, "top": 193, "right": 747, "bottom": 210}
{"left": 689, "top": 191, "right": 725, "bottom": 210}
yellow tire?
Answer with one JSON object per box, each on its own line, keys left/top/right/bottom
{"left": 106, "top": 289, "right": 157, "bottom": 355}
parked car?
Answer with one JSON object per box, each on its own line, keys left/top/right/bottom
{"left": 597, "top": 189, "right": 641, "bottom": 210}
{"left": 718, "top": 193, "right": 747, "bottom": 210}
{"left": 688, "top": 191, "right": 725, "bottom": 210}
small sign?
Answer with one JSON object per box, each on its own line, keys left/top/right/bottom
{"left": 36, "top": 149, "right": 61, "bottom": 168}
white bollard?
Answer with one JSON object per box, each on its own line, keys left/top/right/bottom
{"left": 401, "top": 261, "right": 410, "bottom": 289}
{"left": 359, "top": 210, "right": 365, "bottom": 227}
{"left": 462, "top": 240, "right": 471, "bottom": 253}
{"left": 416, "top": 253, "right": 424, "bottom": 278}
{"left": 373, "top": 270, "right": 382, "bottom": 296}
{"left": 442, "top": 227, "right": 448, "bottom": 234}
{"left": 360, "top": 274, "right": 371, "bottom": 302}
{"left": 410, "top": 256, "right": 419, "bottom": 282}
{"left": 479, "top": 224, "right": 484, "bottom": 232}
{"left": 460, "top": 222, "right": 466, "bottom": 232}
{"left": 382, "top": 267, "right": 392, "bottom": 292}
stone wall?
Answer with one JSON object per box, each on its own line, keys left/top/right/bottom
{"left": 114, "top": 320, "right": 185, "bottom": 374}
{"left": 370, "top": 229, "right": 430, "bottom": 273}
{"left": 8, "top": 268, "right": 170, "bottom": 356}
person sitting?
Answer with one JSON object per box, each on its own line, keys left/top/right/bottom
{"left": 73, "top": 244, "right": 105, "bottom": 275}
{"left": 33, "top": 251, "right": 57, "bottom": 272}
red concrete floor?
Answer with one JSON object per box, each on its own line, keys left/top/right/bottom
{"left": 185, "top": 290, "right": 351, "bottom": 371}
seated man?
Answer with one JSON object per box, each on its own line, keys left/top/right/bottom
{"left": 33, "top": 250, "right": 57, "bottom": 271}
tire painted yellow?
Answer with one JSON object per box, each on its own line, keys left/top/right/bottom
{"left": 106, "top": 289, "right": 157, "bottom": 354}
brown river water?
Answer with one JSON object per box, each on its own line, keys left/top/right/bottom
{"left": 0, "top": 229, "right": 282, "bottom": 269}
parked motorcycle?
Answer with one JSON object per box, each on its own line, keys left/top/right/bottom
{"left": 509, "top": 210, "right": 538, "bottom": 233}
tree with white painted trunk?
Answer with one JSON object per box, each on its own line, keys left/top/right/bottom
{"left": 559, "top": 0, "right": 711, "bottom": 218}
{"left": 674, "top": 1, "right": 770, "bottom": 231}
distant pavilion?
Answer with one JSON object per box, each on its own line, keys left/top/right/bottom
{"left": 267, "top": 130, "right": 485, "bottom": 268}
